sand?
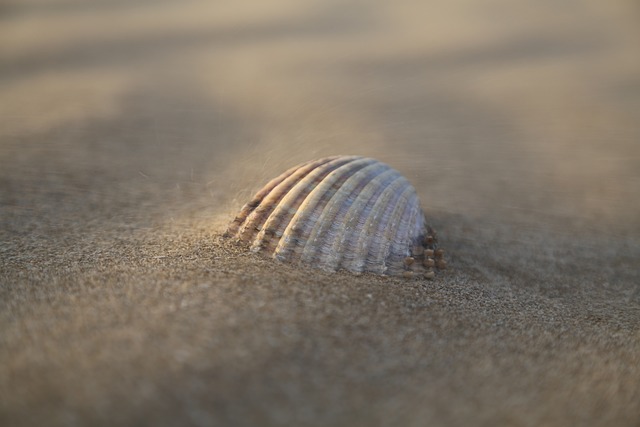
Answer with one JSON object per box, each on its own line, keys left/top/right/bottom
{"left": 1, "top": 0, "right": 639, "bottom": 425}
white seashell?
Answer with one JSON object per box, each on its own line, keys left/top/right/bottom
{"left": 225, "top": 155, "right": 444, "bottom": 278}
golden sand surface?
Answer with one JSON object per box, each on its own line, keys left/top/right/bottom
{"left": 1, "top": 0, "right": 639, "bottom": 425}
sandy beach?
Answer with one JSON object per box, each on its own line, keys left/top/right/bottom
{"left": 1, "top": 0, "right": 639, "bottom": 425}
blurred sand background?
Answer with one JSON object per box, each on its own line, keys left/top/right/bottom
{"left": 1, "top": 0, "right": 639, "bottom": 425}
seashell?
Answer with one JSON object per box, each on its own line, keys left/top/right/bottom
{"left": 225, "top": 155, "right": 444, "bottom": 277}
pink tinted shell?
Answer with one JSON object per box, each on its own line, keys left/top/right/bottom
{"left": 225, "top": 156, "right": 443, "bottom": 277}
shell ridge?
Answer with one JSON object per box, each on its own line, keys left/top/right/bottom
{"left": 276, "top": 158, "right": 382, "bottom": 262}
{"left": 384, "top": 193, "right": 422, "bottom": 275}
{"left": 237, "top": 156, "right": 338, "bottom": 242}
{"left": 225, "top": 161, "right": 311, "bottom": 237}
{"left": 273, "top": 157, "right": 376, "bottom": 261}
{"left": 328, "top": 169, "right": 403, "bottom": 272}
{"left": 302, "top": 167, "right": 399, "bottom": 267}
{"left": 366, "top": 181, "right": 415, "bottom": 274}
{"left": 291, "top": 161, "right": 388, "bottom": 260}
{"left": 253, "top": 156, "right": 359, "bottom": 253}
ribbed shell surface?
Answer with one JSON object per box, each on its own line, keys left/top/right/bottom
{"left": 226, "top": 156, "right": 430, "bottom": 276}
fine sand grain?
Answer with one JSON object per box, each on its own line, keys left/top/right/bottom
{"left": 1, "top": 0, "right": 639, "bottom": 426}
